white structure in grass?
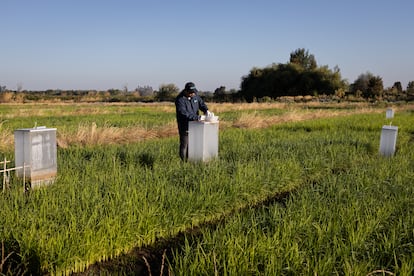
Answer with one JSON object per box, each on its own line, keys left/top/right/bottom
{"left": 188, "top": 120, "right": 219, "bottom": 162}
{"left": 14, "top": 126, "right": 57, "bottom": 188}
{"left": 379, "top": 109, "right": 397, "bottom": 157}
{"left": 385, "top": 108, "right": 394, "bottom": 119}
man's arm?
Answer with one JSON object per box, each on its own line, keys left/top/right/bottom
{"left": 197, "top": 95, "right": 208, "bottom": 114}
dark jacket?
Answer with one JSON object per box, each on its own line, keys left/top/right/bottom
{"left": 175, "top": 91, "right": 208, "bottom": 134}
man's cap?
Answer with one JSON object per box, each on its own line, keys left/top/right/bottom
{"left": 185, "top": 82, "right": 197, "bottom": 92}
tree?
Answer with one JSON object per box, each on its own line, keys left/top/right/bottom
{"left": 107, "top": 88, "right": 122, "bottom": 96}
{"left": 392, "top": 81, "right": 403, "bottom": 93}
{"left": 156, "top": 83, "right": 179, "bottom": 101}
{"left": 136, "top": 85, "right": 154, "bottom": 97}
{"left": 385, "top": 81, "right": 403, "bottom": 99}
{"left": 407, "top": 81, "right": 414, "bottom": 95}
{"left": 240, "top": 50, "right": 345, "bottom": 101}
{"left": 289, "top": 48, "right": 317, "bottom": 70}
{"left": 350, "top": 72, "right": 374, "bottom": 97}
{"left": 214, "top": 86, "right": 226, "bottom": 96}
{"left": 214, "top": 86, "right": 231, "bottom": 102}
{"left": 366, "top": 76, "right": 383, "bottom": 99}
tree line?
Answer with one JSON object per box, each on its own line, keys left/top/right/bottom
{"left": 238, "top": 48, "right": 414, "bottom": 102}
{"left": 1, "top": 48, "right": 414, "bottom": 103}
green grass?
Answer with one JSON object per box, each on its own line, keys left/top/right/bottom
{"left": 0, "top": 104, "right": 175, "bottom": 131}
{"left": 169, "top": 112, "right": 414, "bottom": 275}
{"left": 1, "top": 134, "right": 303, "bottom": 274}
{"left": 0, "top": 105, "right": 413, "bottom": 275}
{"left": 170, "top": 160, "right": 414, "bottom": 275}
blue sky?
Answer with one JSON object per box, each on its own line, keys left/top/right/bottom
{"left": 1, "top": 0, "right": 413, "bottom": 92}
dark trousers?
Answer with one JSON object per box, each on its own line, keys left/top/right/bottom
{"left": 179, "top": 131, "right": 189, "bottom": 161}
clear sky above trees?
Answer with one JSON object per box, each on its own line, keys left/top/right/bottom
{"left": 1, "top": 0, "right": 414, "bottom": 92}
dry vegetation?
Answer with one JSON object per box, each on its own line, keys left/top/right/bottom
{"left": 209, "top": 101, "right": 413, "bottom": 129}
{"left": 1, "top": 102, "right": 412, "bottom": 151}
{"left": 57, "top": 121, "right": 178, "bottom": 148}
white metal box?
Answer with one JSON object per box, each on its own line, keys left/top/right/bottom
{"left": 379, "top": 125, "right": 398, "bottom": 157}
{"left": 188, "top": 121, "right": 219, "bottom": 162}
{"left": 386, "top": 108, "right": 394, "bottom": 119}
{"left": 14, "top": 127, "right": 57, "bottom": 187}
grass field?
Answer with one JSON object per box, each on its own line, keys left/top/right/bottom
{"left": 0, "top": 102, "right": 413, "bottom": 275}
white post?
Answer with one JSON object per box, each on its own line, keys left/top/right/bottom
{"left": 2, "top": 157, "right": 6, "bottom": 192}
{"left": 23, "top": 162, "right": 26, "bottom": 192}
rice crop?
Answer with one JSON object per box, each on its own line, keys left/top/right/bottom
{"left": 169, "top": 111, "right": 414, "bottom": 275}
{"left": 0, "top": 103, "right": 413, "bottom": 274}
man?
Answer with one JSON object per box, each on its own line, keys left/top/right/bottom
{"left": 175, "top": 82, "right": 210, "bottom": 161}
